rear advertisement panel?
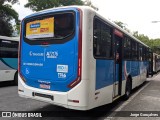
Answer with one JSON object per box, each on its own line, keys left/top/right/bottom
{"left": 26, "top": 17, "right": 54, "bottom": 39}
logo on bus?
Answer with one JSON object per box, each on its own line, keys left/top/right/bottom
{"left": 46, "top": 51, "right": 58, "bottom": 58}
{"left": 30, "top": 23, "right": 40, "bottom": 28}
{"left": 57, "top": 65, "right": 68, "bottom": 73}
{"left": 29, "top": 51, "right": 44, "bottom": 57}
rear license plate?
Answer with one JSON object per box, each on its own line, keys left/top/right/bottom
{"left": 40, "top": 84, "right": 50, "bottom": 89}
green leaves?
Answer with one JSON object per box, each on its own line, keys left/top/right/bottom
{"left": 133, "top": 31, "right": 160, "bottom": 54}
{"left": 25, "top": 0, "right": 84, "bottom": 11}
{"left": 0, "top": 0, "right": 19, "bottom": 36}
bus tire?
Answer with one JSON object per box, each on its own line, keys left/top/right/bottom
{"left": 151, "top": 72, "right": 153, "bottom": 77}
{"left": 14, "top": 71, "right": 18, "bottom": 85}
{"left": 124, "top": 77, "right": 132, "bottom": 100}
{"left": 146, "top": 71, "right": 149, "bottom": 78}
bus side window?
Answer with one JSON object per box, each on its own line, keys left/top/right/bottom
{"left": 93, "top": 18, "right": 112, "bottom": 59}
{"left": 124, "top": 37, "right": 131, "bottom": 60}
{"left": 0, "top": 39, "right": 18, "bottom": 58}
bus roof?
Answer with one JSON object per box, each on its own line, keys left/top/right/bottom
{"left": 0, "top": 35, "right": 19, "bottom": 42}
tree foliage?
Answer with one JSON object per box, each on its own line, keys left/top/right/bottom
{"left": 25, "top": 0, "right": 84, "bottom": 11}
{"left": 114, "top": 21, "right": 130, "bottom": 33}
{"left": 114, "top": 21, "right": 125, "bottom": 28}
{"left": 0, "top": 0, "right": 19, "bottom": 36}
{"left": 133, "top": 31, "right": 160, "bottom": 54}
{"left": 25, "top": 0, "right": 98, "bottom": 11}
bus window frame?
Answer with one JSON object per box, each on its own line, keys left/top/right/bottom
{"left": 93, "top": 16, "right": 114, "bottom": 60}
{"left": 0, "top": 39, "right": 18, "bottom": 58}
{"left": 23, "top": 10, "right": 76, "bottom": 45}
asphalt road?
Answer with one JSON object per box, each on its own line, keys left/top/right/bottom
{"left": 0, "top": 74, "right": 160, "bottom": 120}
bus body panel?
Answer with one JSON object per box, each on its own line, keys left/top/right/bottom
{"left": 0, "top": 58, "right": 17, "bottom": 81}
{"left": 20, "top": 8, "right": 81, "bottom": 92}
{"left": 96, "top": 60, "right": 114, "bottom": 90}
{"left": 20, "top": 39, "right": 78, "bottom": 92}
{"left": 123, "top": 61, "right": 147, "bottom": 89}
{"left": 18, "top": 74, "right": 68, "bottom": 106}
{"left": 0, "top": 70, "right": 16, "bottom": 82}
{"left": 1, "top": 58, "right": 18, "bottom": 69}
{"left": 124, "top": 61, "right": 148, "bottom": 89}
{"left": 19, "top": 74, "right": 90, "bottom": 110}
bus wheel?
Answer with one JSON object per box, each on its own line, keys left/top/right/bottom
{"left": 124, "top": 77, "right": 132, "bottom": 100}
{"left": 146, "top": 71, "right": 149, "bottom": 78}
{"left": 14, "top": 71, "right": 18, "bottom": 85}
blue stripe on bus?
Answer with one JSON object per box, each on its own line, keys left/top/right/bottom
{"left": 96, "top": 60, "right": 149, "bottom": 90}
{"left": 0, "top": 58, "right": 18, "bottom": 69}
{"left": 21, "top": 8, "right": 80, "bottom": 92}
{"left": 96, "top": 60, "right": 114, "bottom": 90}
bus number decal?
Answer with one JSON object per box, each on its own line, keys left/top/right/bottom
{"left": 58, "top": 73, "right": 66, "bottom": 78}
{"left": 46, "top": 51, "right": 58, "bottom": 58}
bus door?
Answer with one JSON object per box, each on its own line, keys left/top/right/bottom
{"left": 113, "top": 29, "right": 123, "bottom": 98}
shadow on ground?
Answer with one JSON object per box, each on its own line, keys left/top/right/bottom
{"left": 0, "top": 81, "right": 16, "bottom": 87}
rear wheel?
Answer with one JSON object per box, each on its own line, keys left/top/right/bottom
{"left": 146, "top": 71, "right": 149, "bottom": 78}
{"left": 124, "top": 77, "right": 132, "bottom": 100}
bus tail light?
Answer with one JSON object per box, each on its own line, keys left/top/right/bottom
{"left": 18, "top": 89, "right": 24, "bottom": 92}
{"left": 68, "top": 77, "right": 81, "bottom": 88}
{"left": 68, "top": 9, "right": 82, "bottom": 88}
{"left": 68, "top": 99, "right": 79, "bottom": 103}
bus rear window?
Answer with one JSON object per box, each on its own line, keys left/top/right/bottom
{"left": 25, "top": 12, "right": 75, "bottom": 41}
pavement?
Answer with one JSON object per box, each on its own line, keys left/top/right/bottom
{"left": 105, "top": 73, "right": 160, "bottom": 120}
{"left": 1, "top": 73, "right": 160, "bottom": 120}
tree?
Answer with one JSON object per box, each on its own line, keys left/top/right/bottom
{"left": 25, "top": 0, "right": 98, "bottom": 12}
{"left": 133, "top": 31, "right": 150, "bottom": 46}
{"left": 84, "top": 0, "right": 98, "bottom": 10}
{"left": 25, "top": 0, "right": 84, "bottom": 12}
{"left": 114, "top": 21, "right": 130, "bottom": 33}
{"left": 133, "top": 31, "right": 150, "bottom": 43}
{"left": 0, "top": 0, "right": 19, "bottom": 36}
{"left": 132, "top": 31, "right": 160, "bottom": 54}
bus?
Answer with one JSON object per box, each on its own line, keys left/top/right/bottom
{"left": 0, "top": 36, "right": 19, "bottom": 85}
{"left": 147, "top": 50, "right": 153, "bottom": 76}
{"left": 18, "top": 6, "right": 150, "bottom": 110}
{"left": 152, "top": 53, "right": 160, "bottom": 74}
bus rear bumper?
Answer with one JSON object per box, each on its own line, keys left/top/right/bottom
{"left": 18, "top": 74, "right": 89, "bottom": 110}
{"left": 18, "top": 74, "right": 68, "bottom": 108}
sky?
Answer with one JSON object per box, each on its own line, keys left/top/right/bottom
{"left": 12, "top": 0, "right": 160, "bottom": 39}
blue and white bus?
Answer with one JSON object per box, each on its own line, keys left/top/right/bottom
{"left": 18, "top": 6, "right": 150, "bottom": 110}
{"left": 0, "top": 36, "right": 19, "bottom": 85}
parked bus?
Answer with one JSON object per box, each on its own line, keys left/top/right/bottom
{"left": 152, "top": 53, "right": 160, "bottom": 74}
{"left": 18, "top": 6, "right": 150, "bottom": 110}
{"left": 147, "top": 50, "right": 153, "bottom": 76}
{"left": 0, "top": 36, "right": 19, "bottom": 85}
